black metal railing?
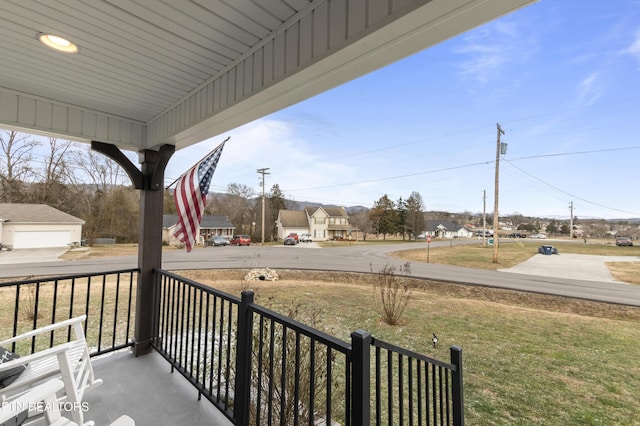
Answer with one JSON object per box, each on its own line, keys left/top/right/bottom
{"left": 153, "top": 269, "right": 464, "bottom": 425}
{"left": 0, "top": 269, "right": 137, "bottom": 356}
{"left": 235, "top": 291, "right": 353, "bottom": 426}
{"left": 152, "top": 270, "right": 240, "bottom": 420}
{"left": 370, "top": 337, "right": 463, "bottom": 425}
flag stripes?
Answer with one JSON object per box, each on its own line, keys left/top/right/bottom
{"left": 173, "top": 141, "right": 226, "bottom": 252}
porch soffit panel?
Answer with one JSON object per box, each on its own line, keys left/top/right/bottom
{"left": 0, "top": 0, "right": 536, "bottom": 153}
{"left": 149, "top": 0, "right": 537, "bottom": 151}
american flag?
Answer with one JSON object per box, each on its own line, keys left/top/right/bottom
{"left": 173, "top": 141, "right": 226, "bottom": 252}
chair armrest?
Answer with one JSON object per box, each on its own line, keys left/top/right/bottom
{"left": 0, "top": 379, "right": 64, "bottom": 422}
{"left": 0, "top": 315, "right": 87, "bottom": 347}
{"left": 0, "top": 341, "right": 76, "bottom": 373}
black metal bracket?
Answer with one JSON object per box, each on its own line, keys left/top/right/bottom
{"left": 91, "top": 141, "right": 174, "bottom": 190}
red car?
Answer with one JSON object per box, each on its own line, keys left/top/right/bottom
{"left": 230, "top": 235, "right": 251, "bottom": 246}
{"left": 615, "top": 237, "right": 633, "bottom": 247}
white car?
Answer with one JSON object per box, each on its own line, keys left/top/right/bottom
{"left": 300, "top": 233, "right": 313, "bottom": 242}
{"left": 529, "top": 233, "right": 547, "bottom": 239}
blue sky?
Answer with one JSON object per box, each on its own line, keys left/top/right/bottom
{"left": 166, "top": 0, "right": 640, "bottom": 220}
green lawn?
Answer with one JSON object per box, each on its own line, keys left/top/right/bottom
{"left": 184, "top": 270, "right": 640, "bottom": 426}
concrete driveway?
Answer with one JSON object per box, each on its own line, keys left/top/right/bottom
{"left": 0, "top": 247, "right": 69, "bottom": 264}
{"left": 499, "top": 253, "right": 638, "bottom": 283}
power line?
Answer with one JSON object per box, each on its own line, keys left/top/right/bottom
{"left": 503, "top": 160, "right": 640, "bottom": 215}
{"left": 508, "top": 146, "right": 640, "bottom": 161}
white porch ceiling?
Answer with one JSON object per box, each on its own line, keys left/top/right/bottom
{"left": 0, "top": 0, "right": 536, "bottom": 153}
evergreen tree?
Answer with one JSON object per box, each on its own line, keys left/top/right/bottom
{"left": 369, "top": 195, "right": 396, "bottom": 239}
{"left": 405, "top": 191, "right": 426, "bottom": 239}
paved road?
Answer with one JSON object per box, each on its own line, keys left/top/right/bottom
{"left": 1, "top": 241, "right": 639, "bottom": 306}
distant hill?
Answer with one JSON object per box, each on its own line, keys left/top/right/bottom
{"left": 289, "top": 200, "right": 368, "bottom": 214}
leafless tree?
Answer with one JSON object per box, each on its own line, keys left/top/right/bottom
{"left": 348, "top": 207, "right": 372, "bottom": 240}
{"left": 209, "top": 183, "right": 256, "bottom": 234}
{"left": 27, "top": 137, "right": 76, "bottom": 209}
{"left": 0, "top": 129, "right": 40, "bottom": 202}
{"left": 70, "top": 145, "right": 131, "bottom": 192}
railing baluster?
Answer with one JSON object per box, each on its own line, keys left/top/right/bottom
{"left": 399, "top": 353, "right": 404, "bottom": 425}
{"left": 98, "top": 274, "right": 106, "bottom": 352}
{"left": 326, "top": 346, "right": 332, "bottom": 425}
{"left": 216, "top": 299, "right": 224, "bottom": 402}
{"left": 388, "top": 348, "right": 393, "bottom": 426}
{"left": 51, "top": 279, "right": 59, "bottom": 346}
{"left": 268, "top": 318, "right": 275, "bottom": 425}
{"left": 209, "top": 296, "right": 220, "bottom": 394}
{"left": 256, "top": 315, "right": 265, "bottom": 425}
{"left": 224, "top": 300, "right": 233, "bottom": 409}
{"left": 376, "top": 346, "right": 382, "bottom": 425}
{"left": 408, "top": 357, "right": 414, "bottom": 426}
{"left": 417, "top": 360, "right": 423, "bottom": 425}
{"left": 293, "top": 331, "right": 301, "bottom": 426}
{"left": 308, "top": 339, "right": 315, "bottom": 426}
{"left": 112, "top": 273, "right": 121, "bottom": 349}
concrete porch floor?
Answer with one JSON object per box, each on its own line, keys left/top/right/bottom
{"left": 84, "top": 349, "right": 234, "bottom": 426}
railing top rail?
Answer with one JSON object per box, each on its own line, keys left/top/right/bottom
{"left": 155, "top": 269, "right": 241, "bottom": 304}
{"left": 372, "top": 337, "right": 457, "bottom": 371}
{"left": 0, "top": 268, "right": 140, "bottom": 288}
{"left": 249, "top": 301, "right": 351, "bottom": 354}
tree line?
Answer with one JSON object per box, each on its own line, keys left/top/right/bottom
{"left": 2, "top": 129, "right": 635, "bottom": 244}
{"left": 0, "top": 130, "right": 311, "bottom": 243}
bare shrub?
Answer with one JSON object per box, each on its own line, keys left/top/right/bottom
{"left": 250, "top": 302, "right": 342, "bottom": 424}
{"left": 20, "top": 283, "right": 43, "bottom": 321}
{"left": 372, "top": 262, "right": 413, "bottom": 325}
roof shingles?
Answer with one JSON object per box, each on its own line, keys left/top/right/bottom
{"left": 0, "top": 203, "right": 84, "bottom": 224}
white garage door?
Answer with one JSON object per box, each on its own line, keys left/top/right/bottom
{"left": 13, "top": 231, "right": 71, "bottom": 249}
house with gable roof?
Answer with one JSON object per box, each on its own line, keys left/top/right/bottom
{"left": 0, "top": 203, "right": 84, "bottom": 249}
{"left": 423, "top": 221, "right": 474, "bottom": 239}
{"left": 276, "top": 206, "right": 354, "bottom": 241}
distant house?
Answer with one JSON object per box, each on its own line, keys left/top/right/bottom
{"left": 424, "top": 221, "right": 473, "bottom": 239}
{"left": 163, "top": 214, "right": 235, "bottom": 246}
{"left": 0, "top": 203, "right": 84, "bottom": 249}
{"left": 276, "top": 206, "right": 354, "bottom": 241}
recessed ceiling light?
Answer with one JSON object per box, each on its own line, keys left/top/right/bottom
{"left": 37, "top": 33, "right": 78, "bottom": 53}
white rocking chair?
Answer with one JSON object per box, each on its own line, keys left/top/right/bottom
{"left": 0, "top": 316, "right": 103, "bottom": 425}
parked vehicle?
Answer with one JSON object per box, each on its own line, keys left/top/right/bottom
{"left": 300, "top": 233, "right": 312, "bottom": 242}
{"left": 537, "top": 245, "right": 558, "bottom": 255}
{"left": 615, "top": 236, "right": 633, "bottom": 246}
{"left": 529, "top": 233, "right": 547, "bottom": 239}
{"left": 230, "top": 235, "right": 251, "bottom": 246}
{"left": 474, "top": 230, "right": 493, "bottom": 237}
{"left": 508, "top": 232, "right": 527, "bottom": 238}
{"left": 287, "top": 233, "right": 299, "bottom": 244}
{"left": 205, "top": 236, "right": 229, "bottom": 247}
{"left": 283, "top": 236, "right": 297, "bottom": 245}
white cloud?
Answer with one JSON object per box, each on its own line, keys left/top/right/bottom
{"left": 454, "top": 19, "right": 536, "bottom": 84}
{"left": 627, "top": 29, "right": 640, "bottom": 68}
{"left": 576, "top": 72, "right": 604, "bottom": 106}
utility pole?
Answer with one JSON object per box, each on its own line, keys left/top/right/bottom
{"left": 569, "top": 201, "right": 574, "bottom": 240}
{"left": 482, "top": 189, "right": 487, "bottom": 248}
{"left": 493, "top": 123, "right": 506, "bottom": 263}
{"left": 257, "top": 167, "right": 270, "bottom": 246}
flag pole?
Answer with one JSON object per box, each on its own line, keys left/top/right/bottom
{"left": 165, "top": 136, "right": 230, "bottom": 190}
